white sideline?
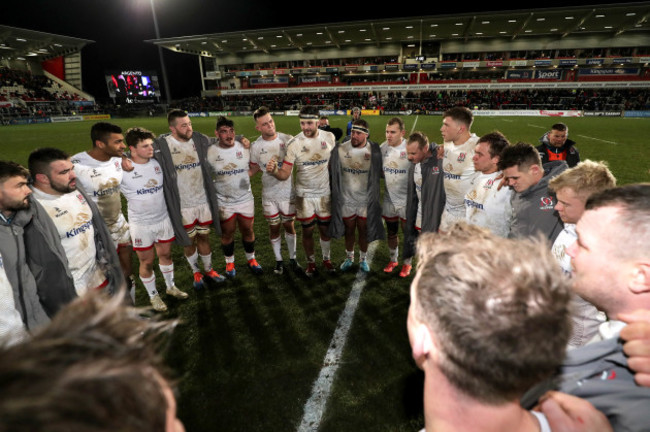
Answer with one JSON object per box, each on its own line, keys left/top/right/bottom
{"left": 296, "top": 241, "right": 377, "bottom": 432}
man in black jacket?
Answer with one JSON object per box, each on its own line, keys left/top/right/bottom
{"left": 537, "top": 122, "right": 580, "bottom": 168}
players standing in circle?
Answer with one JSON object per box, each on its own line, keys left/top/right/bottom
{"left": 122, "top": 127, "right": 189, "bottom": 312}
{"left": 329, "top": 119, "right": 384, "bottom": 273}
{"left": 250, "top": 106, "right": 301, "bottom": 275}
{"left": 152, "top": 109, "right": 226, "bottom": 290}
{"left": 439, "top": 106, "right": 480, "bottom": 232}
{"left": 266, "top": 105, "right": 337, "bottom": 277}
{"left": 207, "top": 116, "right": 262, "bottom": 277}
{"left": 71, "top": 122, "right": 135, "bottom": 297}
{"left": 380, "top": 117, "right": 412, "bottom": 275}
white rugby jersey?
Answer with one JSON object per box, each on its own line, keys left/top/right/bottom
{"left": 206, "top": 141, "right": 253, "bottom": 206}
{"left": 164, "top": 135, "right": 207, "bottom": 209}
{"left": 120, "top": 159, "right": 168, "bottom": 224}
{"left": 339, "top": 140, "right": 371, "bottom": 206}
{"left": 31, "top": 188, "right": 105, "bottom": 295}
{"left": 250, "top": 133, "right": 294, "bottom": 202}
{"left": 381, "top": 139, "right": 410, "bottom": 208}
{"left": 283, "top": 129, "right": 336, "bottom": 198}
{"left": 0, "top": 250, "right": 26, "bottom": 344}
{"left": 442, "top": 134, "right": 480, "bottom": 216}
{"left": 464, "top": 171, "right": 512, "bottom": 237}
{"left": 71, "top": 152, "right": 123, "bottom": 227}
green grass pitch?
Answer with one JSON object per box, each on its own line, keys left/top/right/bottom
{"left": 1, "top": 114, "right": 648, "bottom": 431}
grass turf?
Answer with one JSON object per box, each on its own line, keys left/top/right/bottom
{"left": 1, "top": 113, "right": 648, "bottom": 431}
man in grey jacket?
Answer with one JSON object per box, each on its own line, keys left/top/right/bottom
{"left": 523, "top": 183, "right": 650, "bottom": 432}
{"left": 0, "top": 160, "right": 77, "bottom": 338}
{"left": 498, "top": 142, "right": 566, "bottom": 243}
{"left": 402, "top": 131, "right": 445, "bottom": 278}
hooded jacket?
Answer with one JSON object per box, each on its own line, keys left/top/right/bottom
{"left": 537, "top": 132, "right": 580, "bottom": 168}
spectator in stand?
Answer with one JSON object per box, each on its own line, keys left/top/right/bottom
{"left": 537, "top": 123, "right": 580, "bottom": 168}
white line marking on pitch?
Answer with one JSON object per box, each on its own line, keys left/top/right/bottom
{"left": 297, "top": 241, "right": 378, "bottom": 432}
{"left": 576, "top": 134, "right": 618, "bottom": 145}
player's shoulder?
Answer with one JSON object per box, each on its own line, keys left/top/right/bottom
{"left": 70, "top": 151, "right": 89, "bottom": 164}
{"left": 277, "top": 132, "right": 294, "bottom": 143}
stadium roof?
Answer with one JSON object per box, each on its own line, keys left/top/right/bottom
{"left": 147, "top": 2, "right": 650, "bottom": 59}
{"left": 0, "top": 25, "right": 94, "bottom": 61}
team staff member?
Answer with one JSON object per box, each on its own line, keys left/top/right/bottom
{"left": 537, "top": 122, "right": 580, "bottom": 168}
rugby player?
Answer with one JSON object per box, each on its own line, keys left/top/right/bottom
{"left": 121, "top": 127, "right": 189, "bottom": 312}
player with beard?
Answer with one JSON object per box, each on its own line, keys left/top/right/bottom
{"left": 207, "top": 116, "right": 262, "bottom": 277}
{"left": 153, "top": 109, "right": 226, "bottom": 290}
{"left": 72, "top": 122, "right": 135, "bottom": 298}
{"left": 249, "top": 106, "right": 300, "bottom": 275}
{"left": 266, "top": 105, "right": 337, "bottom": 277}
{"left": 329, "top": 119, "right": 384, "bottom": 273}
{"left": 29, "top": 148, "right": 122, "bottom": 297}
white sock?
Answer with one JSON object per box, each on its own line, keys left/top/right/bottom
{"left": 389, "top": 247, "right": 398, "bottom": 262}
{"left": 346, "top": 249, "right": 355, "bottom": 260}
{"left": 199, "top": 253, "right": 212, "bottom": 271}
{"left": 320, "top": 239, "right": 331, "bottom": 261}
{"left": 360, "top": 251, "right": 367, "bottom": 262}
{"left": 140, "top": 274, "right": 159, "bottom": 298}
{"left": 245, "top": 252, "right": 256, "bottom": 261}
{"left": 186, "top": 251, "right": 201, "bottom": 273}
{"left": 404, "top": 257, "right": 412, "bottom": 266}
{"left": 159, "top": 263, "right": 174, "bottom": 289}
{"left": 271, "top": 236, "right": 283, "bottom": 261}
{"left": 285, "top": 232, "right": 297, "bottom": 260}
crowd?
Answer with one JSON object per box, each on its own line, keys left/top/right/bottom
{"left": 1, "top": 105, "right": 650, "bottom": 431}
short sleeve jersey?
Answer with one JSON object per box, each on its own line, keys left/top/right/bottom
{"left": 206, "top": 141, "right": 253, "bottom": 206}
{"left": 442, "top": 134, "right": 480, "bottom": 216}
{"left": 381, "top": 139, "right": 410, "bottom": 208}
{"left": 250, "top": 132, "right": 294, "bottom": 202}
{"left": 338, "top": 140, "right": 372, "bottom": 206}
{"left": 464, "top": 171, "right": 512, "bottom": 238}
{"left": 119, "top": 159, "right": 168, "bottom": 225}
{"left": 283, "top": 129, "right": 336, "bottom": 198}
{"left": 31, "top": 188, "right": 105, "bottom": 295}
{"left": 71, "top": 152, "right": 124, "bottom": 227}
{"left": 164, "top": 135, "right": 207, "bottom": 209}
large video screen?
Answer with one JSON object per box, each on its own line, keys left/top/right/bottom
{"left": 105, "top": 70, "right": 160, "bottom": 99}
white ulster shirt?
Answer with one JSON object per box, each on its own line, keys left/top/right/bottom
{"left": 283, "top": 129, "right": 336, "bottom": 198}
{"left": 381, "top": 139, "right": 410, "bottom": 209}
{"left": 31, "top": 188, "right": 105, "bottom": 295}
{"left": 250, "top": 133, "right": 294, "bottom": 202}
{"left": 119, "top": 159, "right": 168, "bottom": 224}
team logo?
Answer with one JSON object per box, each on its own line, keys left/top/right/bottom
{"left": 154, "top": 166, "right": 161, "bottom": 174}
{"left": 539, "top": 196, "right": 555, "bottom": 210}
{"left": 431, "top": 166, "right": 440, "bottom": 174}
{"left": 236, "top": 151, "right": 243, "bottom": 159}
{"left": 90, "top": 169, "right": 102, "bottom": 179}
{"left": 400, "top": 151, "right": 407, "bottom": 159}
{"left": 134, "top": 238, "right": 142, "bottom": 247}
{"left": 280, "top": 143, "right": 286, "bottom": 150}
{"left": 53, "top": 206, "right": 69, "bottom": 218}
{"left": 457, "top": 153, "right": 466, "bottom": 162}
{"left": 114, "top": 161, "right": 121, "bottom": 171}
{"left": 483, "top": 179, "right": 495, "bottom": 189}
{"left": 76, "top": 193, "right": 86, "bottom": 204}
{"left": 364, "top": 152, "right": 371, "bottom": 160}
{"left": 321, "top": 142, "right": 327, "bottom": 149}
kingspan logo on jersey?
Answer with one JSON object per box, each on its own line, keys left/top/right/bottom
{"left": 136, "top": 179, "right": 163, "bottom": 195}
{"left": 65, "top": 220, "right": 94, "bottom": 239}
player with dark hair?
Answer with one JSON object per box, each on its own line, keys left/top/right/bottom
{"left": 537, "top": 122, "right": 580, "bottom": 168}
{"left": 121, "top": 127, "right": 189, "bottom": 312}
{"left": 152, "top": 109, "right": 226, "bottom": 290}
{"left": 207, "top": 116, "right": 262, "bottom": 277}
{"left": 266, "top": 105, "right": 337, "bottom": 277}
{"left": 72, "top": 122, "right": 135, "bottom": 298}
{"left": 250, "top": 106, "right": 301, "bottom": 275}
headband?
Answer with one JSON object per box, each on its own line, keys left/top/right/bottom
{"left": 351, "top": 125, "right": 369, "bottom": 134}
{"left": 299, "top": 114, "right": 319, "bottom": 120}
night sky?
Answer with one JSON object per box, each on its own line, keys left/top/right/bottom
{"left": 2, "top": 0, "right": 636, "bottom": 102}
